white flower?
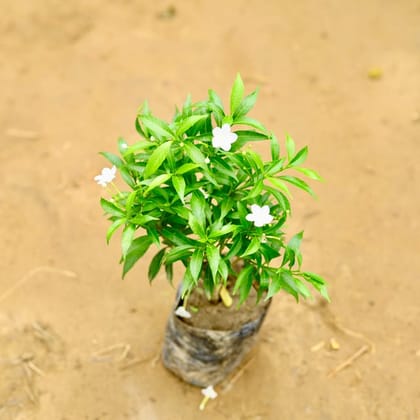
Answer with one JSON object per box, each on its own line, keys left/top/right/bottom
{"left": 245, "top": 204, "right": 273, "bottom": 227}
{"left": 212, "top": 124, "right": 238, "bottom": 151}
{"left": 201, "top": 385, "right": 217, "bottom": 399}
{"left": 199, "top": 385, "right": 218, "bottom": 410}
{"left": 94, "top": 165, "right": 117, "bottom": 187}
{"left": 204, "top": 157, "right": 210, "bottom": 164}
{"left": 174, "top": 306, "right": 191, "bottom": 319}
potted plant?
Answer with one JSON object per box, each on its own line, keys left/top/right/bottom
{"left": 95, "top": 74, "right": 329, "bottom": 406}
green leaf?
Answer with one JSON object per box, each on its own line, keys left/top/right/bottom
{"left": 233, "top": 89, "right": 258, "bottom": 119}
{"left": 122, "top": 235, "right": 153, "bottom": 277}
{"left": 294, "top": 167, "right": 323, "bottom": 181}
{"left": 225, "top": 235, "right": 243, "bottom": 259}
{"left": 208, "top": 89, "right": 224, "bottom": 109}
{"left": 266, "top": 272, "right": 282, "bottom": 300}
{"left": 106, "top": 218, "right": 125, "bottom": 244}
{"left": 289, "top": 146, "right": 308, "bottom": 167}
{"left": 270, "top": 133, "right": 280, "bottom": 161}
{"left": 172, "top": 175, "right": 186, "bottom": 203}
{"left": 267, "top": 177, "right": 292, "bottom": 197}
{"left": 100, "top": 198, "right": 124, "bottom": 217}
{"left": 161, "top": 228, "right": 198, "bottom": 246}
{"left": 139, "top": 115, "right": 174, "bottom": 139}
{"left": 188, "top": 213, "right": 206, "bottom": 239}
{"left": 148, "top": 249, "right": 166, "bottom": 283}
{"left": 165, "top": 263, "right": 173, "bottom": 285}
{"left": 266, "top": 158, "right": 286, "bottom": 176}
{"left": 209, "top": 223, "right": 237, "bottom": 239}
{"left": 230, "top": 73, "right": 244, "bottom": 115}
{"left": 302, "top": 272, "right": 330, "bottom": 301}
{"left": 285, "top": 134, "right": 295, "bottom": 162}
{"left": 176, "top": 114, "right": 208, "bottom": 136}
{"left": 233, "top": 265, "right": 254, "bottom": 304}
{"left": 175, "top": 163, "right": 200, "bottom": 175}
{"left": 218, "top": 259, "right": 229, "bottom": 281}
{"left": 184, "top": 142, "right": 206, "bottom": 165}
{"left": 100, "top": 151, "right": 123, "bottom": 168}
{"left": 119, "top": 167, "right": 136, "bottom": 189}
{"left": 206, "top": 244, "right": 220, "bottom": 281}
{"left": 280, "top": 270, "right": 300, "bottom": 297}
{"left": 233, "top": 116, "right": 267, "bottom": 133}
{"left": 121, "top": 224, "right": 136, "bottom": 257}
{"left": 144, "top": 173, "right": 172, "bottom": 195}
{"left": 129, "top": 214, "right": 158, "bottom": 225}
{"left": 190, "top": 249, "right": 204, "bottom": 282}
{"left": 263, "top": 185, "right": 291, "bottom": 212}
{"left": 143, "top": 141, "right": 172, "bottom": 178}
{"left": 126, "top": 140, "right": 153, "bottom": 154}
{"left": 241, "top": 236, "right": 261, "bottom": 257}
{"left": 165, "top": 245, "right": 194, "bottom": 264}
{"left": 118, "top": 137, "right": 129, "bottom": 154}
{"left": 247, "top": 180, "right": 264, "bottom": 199}
{"left": 279, "top": 175, "right": 315, "bottom": 196}
{"left": 190, "top": 192, "right": 207, "bottom": 230}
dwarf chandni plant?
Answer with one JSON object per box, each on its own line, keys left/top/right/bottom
{"left": 96, "top": 74, "right": 329, "bottom": 305}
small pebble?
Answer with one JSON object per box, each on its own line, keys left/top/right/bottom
{"left": 330, "top": 337, "right": 340, "bottom": 350}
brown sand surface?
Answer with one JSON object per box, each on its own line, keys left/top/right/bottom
{"left": 1, "top": 1, "right": 419, "bottom": 419}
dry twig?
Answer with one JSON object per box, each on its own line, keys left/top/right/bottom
{"left": 327, "top": 345, "right": 370, "bottom": 378}
{"left": 221, "top": 356, "right": 256, "bottom": 393}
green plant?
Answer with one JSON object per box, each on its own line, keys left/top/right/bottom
{"left": 96, "top": 74, "right": 329, "bottom": 304}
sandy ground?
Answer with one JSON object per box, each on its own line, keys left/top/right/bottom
{"left": 1, "top": 0, "right": 420, "bottom": 419}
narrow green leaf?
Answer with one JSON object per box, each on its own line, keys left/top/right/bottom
{"left": 190, "top": 192, "right": 207, "bottom": 230}
{"left": 165, "top": 245, "right": 194, "bottom": 264}
{"left": 294, "top": 167, "right": 323, "bottom": 181}
{"left": 139, "top": 115, "right": 174, "bottom": 139}
{"left": 267, "top": 177, "right": 292, "bottom": 197}
{"left": 266, "top": 158, "right": 286, "bottom": 176}
{"left": 233, "top": 265, "right": 254, "bottom": 304}
{"left": 208, "top": 89, "right": 224, "bottom": 109}
{"left": 176, "top": 114, "right": 208, "bottom": 136}
{"left": 218, "top": 258, "right": 229, "bottom": 281}
{"left": 172, "top": 175, "right": 186, "bottom": 203}
{"left": 233, "top": 116, "right": 267, "bottom": 133}
{"left": 121, "top": 224, "right": 136, "bottom": 257}
{"left": 289, "top": 146, "right": 308, "bottom": 167}
{"left": 144, "top": 173, "right": 171, "bottom": 195}
{"left": 106, "top": 218, "right": 125, "bottom": 244}
{"left": 230, "top": 73, "right": 244, "bottom": 115}
{"left": 143, "top": 141, "right": 172, "bottom": 179}
{"left": 100, "top": 152, "right": 123, "bottom": 168}
{"left": 225, "top": 235, "right": 243, "bottom": 259}
{"left": 206, "top": 244, "right": 220, "bottom": 281}
{"left": 129, "top": 214, "right": 158, "bottom": 225}
{"left": 190, "top": 249, "right": 204, "bottom": 281}
{"left": 285, "top": 134, "right": 295, "bottom": 162}
{"left": 100, "top": 198, "right": 124, "bottom": 217}
{"left": 148, "top": 249, "right": 166, "bottom": 283}
{"left": 188, "top": 213, "right": 206, "bottom": 239}
{"left": 209, "top": 223, "right": 237, "bottom": 239}
{"left": 175, "top": 163, "right": 200, "bottom": 175}
{"left": 126, "top": 140, "right": 153, "bottom": 154}
{"left": 241, "top": 236, "right": 261, "bottom": 257}
{"left": 233, "top": 89, "right": 258, "bottom": 119}
{"left": 184, "top": 142, "right": 206, "bottom": 165}
{"left": 165, "top": 263, "right": 173, "bottom": 285}
{"left": 270, "top": 133, "right": 280, "bottom": 161}
{"left": 279, "top": 175, "right": 315, "bottom": 196}
{"left": 122, "top": 235, "right": 153, "bottom": 278}
{"left": 266, "top": 272, "right": 282, "bottom": 300}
